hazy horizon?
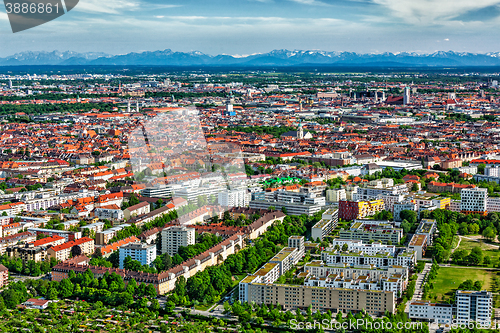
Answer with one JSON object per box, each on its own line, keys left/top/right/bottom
{"left": 1, "top": 0, "right": 500, "bottom": 57}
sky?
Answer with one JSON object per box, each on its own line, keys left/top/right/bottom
{"left": 0, "top": 0, "right": 499, "bottom": 57}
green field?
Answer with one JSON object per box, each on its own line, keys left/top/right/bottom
{"left": 455, "top": 237, "right": 500, "bottom": 267}
{"left": 424, "top": 267, "right": 498, "bottom": 302}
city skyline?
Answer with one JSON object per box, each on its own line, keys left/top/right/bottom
{"left": 1, "top": 0, "right": 500, "bottom": 57}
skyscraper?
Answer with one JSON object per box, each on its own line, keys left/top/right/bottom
{"left": 8, "top": 80, "right": 12, "bottom": 89}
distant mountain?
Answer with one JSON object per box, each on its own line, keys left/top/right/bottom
{"left": 0, "top": 51, "right": 111, "bottom": 66}
{"left": 2, "top": 49, "right": 500, "bottom": 67}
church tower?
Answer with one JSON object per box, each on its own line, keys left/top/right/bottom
{"left": 298, "top": 122, "right": 304, "bottom": 140}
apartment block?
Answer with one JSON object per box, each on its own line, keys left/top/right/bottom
{"left": 409, "top": 300, "right": 453, "bottom": 324}
{"left": 311, "top": 210, "right": 338, "bottom": 241}
{"left": 245, "top": 283, "right": 395, "bottom": 316}
{"left": 461, "top": 188, "right": 488, "bottom": 215}
{"left": 321, "top": 248, "right": 416, "bottom": 269}
{"left": 339, "top": 199, "right": 385, "bottom": 221}
{"left": 161, "top": 226, "right": 196, "bottom": 256}
{"left": 326, "top": 188, "right": 346, "bottom": 203}
{"left": 6, "top": 243, "right": 47, "bottom": 263}
{"left": 218, "top": 189, "right": 249, "bottom": 208}
{"left": 46, "top": 237, "right": 95, "bottom": 261}
{"left": 339, "top": 221, "right": 403, "bottom": 244}
{"left": 0, "top": 264, "right": 8, "bottom": 288}
{"left": 119, "top": 242, "right": 157, "bottom": 269}
{"left": 95, "top": 225, "right": 128, "bottom": 245}
{"left": 304, "top": 260, "right": 408, "bottom": 282}
{"left": 455, "top": 290, "right": 492, "bottom": 326}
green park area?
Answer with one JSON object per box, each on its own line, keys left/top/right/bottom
{"left": 452, "top": 236, "right": 500, "bottom": 268}
{"left": 424, "top": 267, "right": 497, "bottom": 302}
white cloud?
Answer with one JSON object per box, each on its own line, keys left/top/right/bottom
{"left": 75, "top": 0, "right": 140, "bottom": 14}
{"left": 74, "top": 0, "right": 180, "bottom": 14}
{"left": 371, "top": 0, "right": 500, "bottom": 24}
{"left": 288, "top": 0, "right": 330, "bottom": 6}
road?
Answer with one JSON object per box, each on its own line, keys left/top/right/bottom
{"left": 9, "top": 273, "right": 49, "bottom": 283}
{"left": 405, "top": 262, "right": 431, "bottom": 313}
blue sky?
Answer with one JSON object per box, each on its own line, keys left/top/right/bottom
{"left": 0, "top": 0, "right": 499, "bottom": 56}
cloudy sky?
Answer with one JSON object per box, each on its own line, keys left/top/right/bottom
{"left": 0, "top": 0, "right": 498, "bottom": 57}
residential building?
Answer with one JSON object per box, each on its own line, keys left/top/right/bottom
{"left": 80, "top": 222, "right": 105, "bottom": 235}
{"left": 93, "top": 205, "right": 124, "bottom": 221}
{"left": 161, "top": 226, "right": 196, "bottom": 256}
{"left": 218, "top": 189, "right": 249, "bottom": 208}
{"left": 119, "top": 242, "right": 157, "bottom": 269}
{"left": 244, "top": 283, "right": 395, "bottom": 315}
{"left": 339, "top": 221, "right": 403, "bottom": 244}
{"left": 393, "top": 201, "right": 417, "bottom": 222}
{"left": 6, "top": 243, "right": 47, "bottom": 263}
{"left": 409, "top": 300, "right": 453, "bottom": 324}
{"left": 339, "top": 199, "right": 385, "bottom": 221}
{"left": 326, "top": 188, "right": 346, "bottom": 202}
{"left": 46, "top": 237, "right": 95, "bottom": 261}
{"left": 321, "top": 248, "right": 416, "bottom": 269}
{"left": 124, "top": 201, "right": 150, "bottom": 219}
{"left": 455, "top": 290, "right": 492, "bottom": 326}
{"left": 0, "top": 264, "right": 7, "bottom": 288}
{"left": 95, "top": 225, "right": 128, "bottom": 245}
{"left": 461, "top": 188, "right": 488, "bottom": 215}
{"left": 311, "top": 208, "right": 338, "bottom": 241}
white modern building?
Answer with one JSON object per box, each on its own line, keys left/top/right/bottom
{"left": 409, "top": 300, "right": 453, "bottom": 324}
{"left": 311, "top": 208, "right": 338, "bottom": 241}
{"left": 326, "top": 188, "right": 346, "bottom": 203}
{"left": 218, "top": 189, "right": 249, "bottom": 208}
{"left": 455, "top": 290, "right": 492, "bottom": 326}
{"left": 460, "top": 188, "right": 488, "bottom": 214}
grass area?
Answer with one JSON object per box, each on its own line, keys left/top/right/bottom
{"left": 458, "top": 237, "right": 500, "bottom": 251}
{"left": 194, "top": 304, "right": 213, "bottom": 311}
{"left": 450, "top": 235, "right": 459, "bottom": 250}
{"left": 495, "top": 295, "right": 500, "bottom": 308}
{"left": 424, "top": 267, "right": 498, "bottom": 303}
{"left": 456, "top": 237, "right": 500, "bottom": 267}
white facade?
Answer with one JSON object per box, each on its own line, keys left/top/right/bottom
{"left": 218, "top": 189, "right": 249, "bottom": 208}
{"left": 460, "top": 188, "right": 488, "bottom": 213}
{"left": 409, "top": 301, "right": 453, "bottom": 324}
{"left": 330, "top": 239, "right": 396, "bottom": 256}
{"left": 455, "top": 290, "right": 492, "bottom": 326}
{"left": 326, "top": 189, "right": 346, "bottom": 202}
{"left": 487, "top": 197, "right": 500, "bottom": 213}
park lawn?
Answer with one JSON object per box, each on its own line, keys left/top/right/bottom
{"left": 424, "top": 267, "right": 497, "bottom": 302}
{"left": 456, "top": 238, "right": 500, "bottom": 267}
{"left": 195, "top": 304, "right": 213, "bottom": 311}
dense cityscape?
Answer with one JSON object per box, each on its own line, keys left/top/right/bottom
{"left": 0, "top": 69, "right": 500, "bottom": 333}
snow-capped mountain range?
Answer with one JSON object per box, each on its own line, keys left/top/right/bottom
{"left": 2, "top": 49, "right": 500, "bottom": 66}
